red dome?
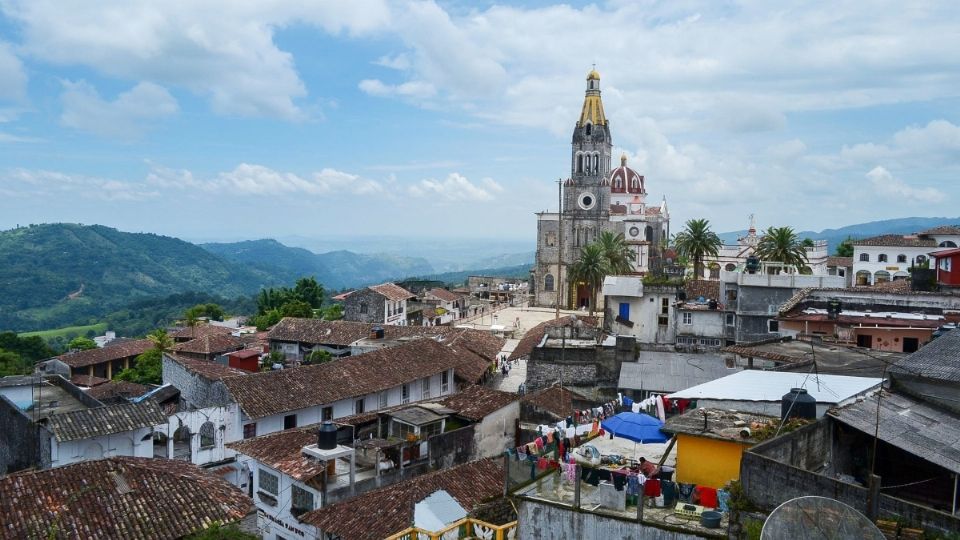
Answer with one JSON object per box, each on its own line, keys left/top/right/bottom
{"left": 610, "top": 155, "right": 644, "bottom": 194}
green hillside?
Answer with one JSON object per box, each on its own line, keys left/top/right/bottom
{"left": 0, "top": 224, "right": 279, "bottom": 332}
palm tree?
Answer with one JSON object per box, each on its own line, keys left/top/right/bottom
{"left": 147, "top": 329, "right": 173, "bottom": 353}
{"left": 569, "top": 243, "right": 608, "bottom": 317}
{"left": 755, "top": 226, "right": 809, "bottom": 272}
{"left": 672, "top": 219, "right": 722, "bottom": 279}
{"left": 596, "top": 230, "right": 634, "bottom": 275}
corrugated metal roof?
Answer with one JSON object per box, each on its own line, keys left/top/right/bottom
{"left": 601, "top": 276, "right": 643, "bottom": 297}
{"left": 667, "top": 370, "right": 882, "bottom": 404}
{"left": 890, "top": 328, "right": 960, "bottom": 383}
{"left": 619, "top": 352, "right": 741, "bottom": 393}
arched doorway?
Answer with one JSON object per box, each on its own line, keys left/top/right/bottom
{"left": 893, "top": 271, "right": 910, "bottom": 281}
{"left": 173, "top": 425, "right": 192, "bottom": 461}
{"left": 708, "top": 263, "right": 720, "bottom": 279}
{"left": 110, "top": 436, "right": 133, "bottom": 457}
{"left": 153, "top": 432, "right": 169, "bottom": 458}
{"left": 82, "top": 442, "right": 103, "bottom": 460}
{"left": 874, "top": 270, "right": 891, "bottom": 284}
{"left": 855, "top": 270, "right": 871, "bottom": 286}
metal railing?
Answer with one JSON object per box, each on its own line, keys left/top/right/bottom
{"left": 384, "top": 518, "right": 518, "bottom": 540}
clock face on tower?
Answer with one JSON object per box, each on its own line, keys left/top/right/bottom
{"left": 629, "top": 226, "right": 640, "bottom": 237}
{"left": 578, "top": 192, "right": 596, "bottom": 210}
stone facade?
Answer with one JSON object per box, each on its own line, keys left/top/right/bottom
{"left": 343, "top": 288, "right": 388, "bottom": 325}
{"left": 161, "top": 355, "right": 233, "bottom": 409}
{"left": 533, "top": 71, "right": 670, "bottom": 309}
{"left": 526, "top": 332, "right": 633, "bottom": 394}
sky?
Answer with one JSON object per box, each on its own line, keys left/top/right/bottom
{"left": 0, "top": 1, "right": 958, "bottom": 244}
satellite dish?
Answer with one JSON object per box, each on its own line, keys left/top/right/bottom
{"left": 761, "top": 496, "right": 883, "bottom": 540}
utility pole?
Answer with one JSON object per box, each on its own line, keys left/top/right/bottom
{"left": 556, "top": 178, "right": 564, "bottom": 320}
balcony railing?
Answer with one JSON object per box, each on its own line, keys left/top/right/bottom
{"left": 385, "top": 518, "right": 517, "bottom": 540}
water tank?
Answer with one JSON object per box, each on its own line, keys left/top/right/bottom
{"left": 745, "top": 255, "right": 761, "bottom": 273}
{"left": 373, "top": 326, "right": 385, "bottom": 339}
{"left": 677, "top": 290, "right": 687, "bottom": 301}
{"left": 827, "top": 300, "right": 842, "bottom": 320}
{"left": 708, "top": 299, "right": 718, "bottom": 310}
{"left": 781, "top": 388, "right": 817, "bottom": 422}
{"left": 317, "top": 421, "right": 338, "bottom": 450}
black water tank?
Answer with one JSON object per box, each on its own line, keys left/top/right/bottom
{"left": 708, "top": 299, "right": 718, "bottom": 310}
{"left": 781, "top": 388, "right": 817, "bottom": 422}
{"left": 745, "top": 255, "right": 760, "bottom": 273}
{"left": 373, "top": 326, "right": 385, "bottom": 339}
{"left": 318, "top": 421, "right": 338, "bottom": 450}
{"left": 677, "top": 290, "right": 687, "bottom": 301}
{"left": 827, "top": 300, "right": 842, "bottom": 320}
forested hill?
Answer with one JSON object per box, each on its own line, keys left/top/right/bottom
{"left": 200, "top": 239, "right": 435, "bottom": 289}
{"left": 0, "top": 224, "right": 279, "bottom": 332}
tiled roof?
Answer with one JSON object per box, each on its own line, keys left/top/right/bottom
{"left": 223, "top": 338, "right": 464, "bottom": 419}
{"left": 869, "top": 279, "right": 912, "bottom": 293}
{"left": 426, "top": 288, "right": 461, "bottom": 302}
{"left": 45, "top": 400, "right": 167, "bottom": 442}
{"left": 85, "top": 380, "right": 151, "bottom": 401}
{"left": 268, "top": 318, "right": 375, "bottom": 346}
{"left": 228, "top": 427, "right": 326, "bottom": 484}
{"left": 70, "top": 374, "right": 109, "bottom": 387}
{"left": 918, "top": 225, "right": 960, "bottom": 236}
{"left": 58, "top": 339, "right": 153, "bottom": 368}
{"left": 437, "top": 385, "right": 517, "bottom": 421}
{"left": 0, "top": 457, "right": 252, "bottom": 540}
{"left": 448, "top": 330, "right": 505, "bottom": 362}
{"left": 508, "top": 316, "right": 598, "bottom": 361}
{"left": 851, "top": 234, "right": 937, "bottom": 247}
{"left": 521, "top": 383, "right": 577, "bottom": 420}
{"left": 369, "top": 282, "right": 416, "bottom": 301}
{"left": 826, "top": 256, "right": 853, "bottom": 268}
{"left": 172, "top": 333, "right": 249, "bottom": 355}
{"left": 890, "top": 328, "right": 960, "bottom": 383}
{"left": 299, "top": 459, "right": 504, "bottom": 540}
{"left": 684, "top": 279, "right": 720, "bottom": 301}
{"left": 169, "top": 324, "right": 234, "bottom": 340}
{"left": 165, "top": 353, "right": 247, "bottom": 381}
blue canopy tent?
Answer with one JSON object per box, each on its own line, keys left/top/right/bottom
{"left": 601, "top": 412, "right": 669, "bottom": 444}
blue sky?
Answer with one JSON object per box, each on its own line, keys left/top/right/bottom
{"left": 0, "top": 1, "right": 958, "bottom": 244}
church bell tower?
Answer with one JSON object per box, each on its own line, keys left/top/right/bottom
{"left": 566, "top": 69, "right": 612, "bottom": 222}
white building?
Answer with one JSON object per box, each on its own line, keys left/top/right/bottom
{"left": 602, "top": 276, "right": 677, "bottom": 345}
{"left": 702, "top": 216, "right": 831, "bottom": 279}
{"left": 852, "top": 234, "right": 939, "bottom": 285}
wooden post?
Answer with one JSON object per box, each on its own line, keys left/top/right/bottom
{"left": 953, "top": 473, "right": 957, "bottom": 516}
{"left": 503, "top": 453, "right": 510, "bottom": 496}
{"left": 573, "top": 464, "right": 581, "bottom": 509}
{"left": 867, "top": 474, "right": 880, "bottom": 519}
{"left": 637, "top": 488, "right": 645, "bottom": 522}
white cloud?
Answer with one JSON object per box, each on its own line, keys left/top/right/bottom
{"left": 147, "top": 163, "right": 384, "bottom": 196}
{"left": 408, "top": 173, "right": 500, "bottom": 201}
{"left": 768, "top": 139, "right": 807, "bottom": 162}
{"left": 60, "top": 81, "right": 178, "bottom": 138}
{"left": 2, "top": 0, "right": 392, "bottom": 119}
{"left": 0, "top": 132, "right": 42, "bottom": 143}
{"left": 374, "top": 53, "right": 410, "bottom": 70}
{"left": 359, "top": 79, "right": 436, "bottom": 98}
{"left": 0, "top": 42, "right": 27, "bottom": 102}
{"left": 4, "top": 168, "right": 159, "bottom": 201}
{"left": 865, "top": 166, "right": 944, "bottom": 204}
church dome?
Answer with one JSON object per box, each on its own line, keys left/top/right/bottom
{"left": 609, "top": 154, "right": 644, "bottom": 194}
{"left": 587, "top": 69, "right": 600, "bottom": 81}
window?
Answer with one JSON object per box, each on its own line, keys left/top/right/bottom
{"left": 441, "top": 371, "right": 450, "bottom": 394}
{"left": 544, "top": 274, "right": 555, "bottom": 292}
{"left": 199, "top": 422, "right": 215, "bottom": 449}
{"left": 585, "top": 123, "right": 592, "bottom": 136}
{"left": 401, "top": 384, "right": 410, "bottom": 404}
{"left": 897, "top": 254, "right": 907, "bottom": 263}
{"left": 682, "top": 312, "right": 693, "bottom": 325}
{"left": 321, "top": 407, "right": 333, "bottom": 421}
{"left": 258, "top": 469, "right": 279, "bottom": 496}
{"left": 354, "top": 398, "right": 365, "bottom": 414}
{"left": 940, "top": 257, "right": 952, "bottom": 272}
{"left": 859, "top": 253, "right": 869, "bottom": 262}
{"left": 421, "top": 421, "right": 442, "bottom": 439}
{"left": 941, "top": 241, "right": 958, "bottom": 248}
{"left": 359, "top": 302, "right": 368, "bottom": 315}
{"left": 379, "top": 391, "right": 388, "bottom": 409}
{"left": 618, "top": 302, "right": 630, "bottom": 321}
{"left": 243, "top": 423, "right": 257, "bottom": 439}
{"left": 577, "top": 154, "right": 583, "bottom": 173}
{"left": 878, "top": 254, "right": 888, "bottom": 263}
{"left": 768, "top": 320, "right": 780, "bottom": 333}
{"left": 422, "top": 377, "right": 431, "bottom": 399}
{"left": 725, "top": 313, "right": 735, "bottom": 327}
{"left": 661, "top": 298, "right": 669, "bottom": 315}
{"left": 283, "top": 414, "right": 297, "bottom": 430}
{"left": 291, "top": 485, "right": 315, "bottom": 517}
{"left": 658, "top": 315, "right": 668, "bottom": 326}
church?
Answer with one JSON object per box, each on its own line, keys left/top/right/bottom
{"left": 532, "top": 70, "right": 670, "bottom": 309}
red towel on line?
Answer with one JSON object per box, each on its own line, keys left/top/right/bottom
{"left": 643, "top": 478, "right": 661, "bottom": 497}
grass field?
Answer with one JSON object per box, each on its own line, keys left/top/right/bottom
{"left": 19, "top": 322, "right": 108, "bottom": 340}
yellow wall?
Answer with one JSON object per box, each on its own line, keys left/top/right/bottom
{"left": 675, "top": 433, "right": 750, "bottom": 489}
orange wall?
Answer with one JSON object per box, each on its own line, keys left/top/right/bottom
{"left": 675, "top": 434, "right": 750, "bottom": 489}
{"left": 854, "top": 327, "right": 932, "bottom": 352}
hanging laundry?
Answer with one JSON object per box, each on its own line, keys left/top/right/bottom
{"left": 655, "top": 396, "right": 666, "bottom": 422}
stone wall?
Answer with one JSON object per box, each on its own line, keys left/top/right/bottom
{"left": 428, "top": 425, "right": 476, "bottom": 470}
{"left": 0, "top": 395, "right": 51, "bottom": 473}
{"left": 517, "top": 499, "right": 711, "bottom": 540}
{"left": 343, "top": 288, "right": 385, "bottom": 324}
{"left": 162, "top": 354, "right": 233, "bottom": 409}
{"left": 527, "top": 336, "right": 631, "bottom": 392}
{"left": 470, "top": 497, "right": 516, "bottom": 526}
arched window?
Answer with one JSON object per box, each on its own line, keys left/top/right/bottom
{"left": 941, "top": 241, "right": 958, "bottom": 248}
{"left": 577, "top": 154, "right": 583, "bottom": 173}
{"left": 859, "top": 253, "right": 869, "bottom": 262}
{"left": 878, "top": 254, "right": 888, "bottom": 263}
{"left": 897, "top": 254, "right": 907, "bottom": 263}
{"left": 644, "top": 226, "right": 653, "bottom": 242}
{"left": 916, "top": 255, "right": 928, "bottom": 265}
{"left": 585, "top": 123, "right": 592, "bottom": 136}
{"left": 725, "top": 263, "right": 736, "bottom": 271}
{"left": 199, "top": 422, "right": 215, "bottom": 449}
{"left": 593, "top": 154, "right": 599, "bottom": 173}
{"left": 615, "top": 175, "right": 622, "bottom": 189}
{"left": 544, "top": 274, "right": 555, "bottom": 292}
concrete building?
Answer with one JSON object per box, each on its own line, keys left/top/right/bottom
{"left": 702, "top": 216, "right": 831, "bottom": 279}
{"left": 532, "top": 70, "right": 669, "bottom": 310}
{"left": 602, "top": 277, "right": 678, "bottom": 345}
{"left": 342, "top": 282, "right": 415, "bottom": 326}
{"left": 931, "top": 247, "right": 960, "bottom": 290}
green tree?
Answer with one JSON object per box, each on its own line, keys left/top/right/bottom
{"left": 0, "top": 349, "right": 31, "bottom": 376}
{"left": 304, "top": 349, "right": 332, "bottom": 365}
{"left": 835, "top": 237, "right": 854, "bottom": 257}
{"left": 322, "top": 304, "right": 344, "bottom": 321}
{"left": 186, "top": 522, "right": 259, "bottom": 540}
{"left": 186, "top": 303, "right": 225, "bottom": 322}
{"left": 569, "top": 243, "right": 608, "bottom": 318}
{"left": 147, "top": 328, "right": 173, "bottom": 352}
{"left": 280, "top": 300, "right": 314, "bottom": 319}
{"left": 67, "top": 336, "right": 98, "bottom": 351}
{"left": 115, "top": 348, "right": 162, "bottom": 385}
{"left": 673, "top": 219, "right": 722, "bottom": 279}
{"left": 596, "top": 230, "right": 634, "bottom": 275}
{"left": 251, "top": 309, "right": 282, "bottom": 331}
{"left": 755, "top": 226, "right": 810, "bottom": 272}
{"left": 293, "top": 277, "right": 325, "bottom": 309}
{"left": 0, "top": 332, "right": 55, "bottom": 362}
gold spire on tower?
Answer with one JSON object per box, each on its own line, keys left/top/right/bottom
{"left": 578, "top": 68, "right": 607, "bottom": 127}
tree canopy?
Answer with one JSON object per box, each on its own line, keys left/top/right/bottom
{"left": 835, "top": 237, "right": 854, "bottom": 257}
{"left": 755, "top": 226, "right": 810, "bottom": 272}
{"left": 67, "top": 336, "right": 98, "bottom": 351}
{"left": 673, "top": 219, "right": 722, "bottom": 279}
{"left": 596, "top": 230, "right": 634, "bottom": 275}
{"left": 115, "top": 348, "right": 162, "bottom": 385}
{"left": 569, "top": 243, "right": 608, "bottom": 317}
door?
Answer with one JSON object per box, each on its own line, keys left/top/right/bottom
{"left": 576, "top": 284, "right": 590, "bottom": 308}
{"left": 902, "top": 337, "right": 919, "bottom": 353}
{"left": 857, "top": 334, "right": 872, "bottom": 348}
